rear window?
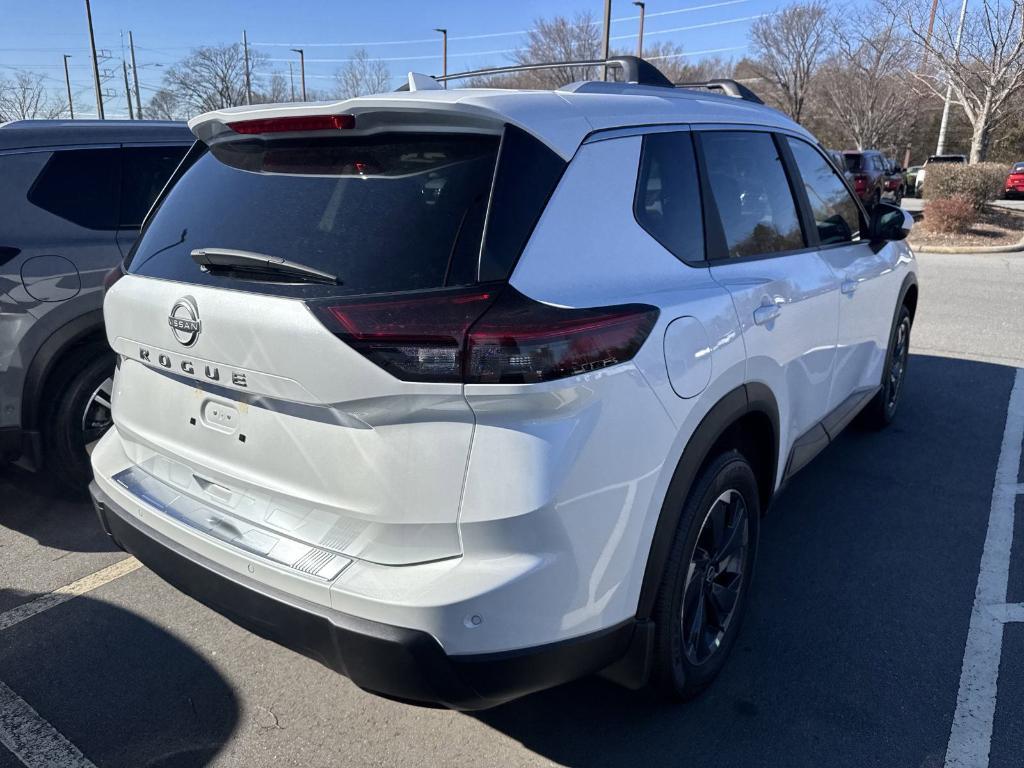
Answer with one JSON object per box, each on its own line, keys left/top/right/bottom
{"left": 120, "top": 145, "right": 189, "bottom": 228}
{"left": 1012, "top": 163, "right": 1024, "bottom": 173}
{"left": 128, "top": 133, "right": 503, "bottom": 298}
{"left": 843, "top": 154, "right": 863, "bottom": 172}
{"left": 27, "top": 147, "right": 120, "bottom": 230}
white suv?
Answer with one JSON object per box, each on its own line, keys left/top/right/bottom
{"left": 90, "top": 59, "right": 918, "bottom": 709}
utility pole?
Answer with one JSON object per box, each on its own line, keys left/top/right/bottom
{"left": 242, "top": 29, "right": 253, "bottom": 105}
{"left": 923, "top": 0, "right": 940, "bottom": 67}
{"left": 63, "top": 55, "right": 75, "bottom": 119}
{"left": 84, "top": 0, "right": 104, "bottom": 119}
{"left": 434, "top": 28, "right": 448, "bottom": 88}
{"left": 634, "top": 2, "right": 646, "bottom": 58}
{"left": 601, "top": 0, "right": 612, "bottom": 80}
{"left": 935, "top": 0, "right": 969, "bottom": 156}
{"left": 129, "top": 31, "right": 142, "bottom": 118}
{"left": 289, "top": 61, "right": 295, "bottom": 101}
{"left": 291, "top": 48, "right": 306, "bottom": 101}
{"left": 122, "top": 60, "right": 134, "bottom": 119}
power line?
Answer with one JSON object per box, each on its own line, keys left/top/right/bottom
{"left": 253, "top": 0, "right": 751, "bottom": 48}
{"left": 262, "top": 12, "right": 762, "bottom": 66}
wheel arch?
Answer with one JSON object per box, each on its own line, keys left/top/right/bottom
{"left": 21, "top": 309, "right": 108, "bottom": 437}
{"left": 634, "top": 383, "right": 779, "bottom": 621}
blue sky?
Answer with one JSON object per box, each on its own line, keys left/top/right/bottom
{"left": 0, "top": 0, "right": 775, "bottom": 118}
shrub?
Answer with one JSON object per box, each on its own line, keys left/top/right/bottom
{"left": 923, "top": 162, "right": 1007, "bottom": 211}
{"left": 922, "top": 195, "right": 977, "bottom": 234}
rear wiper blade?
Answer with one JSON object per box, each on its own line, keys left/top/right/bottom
{"left": 190, "top": 248, "right": 341, "bottom": 285}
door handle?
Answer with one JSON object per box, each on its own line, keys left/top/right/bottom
{"left": 841, "top": 279, "right": 859, "bottom": 295}
{"left": 753, "top": 304, "right": 781, "bottom": 326}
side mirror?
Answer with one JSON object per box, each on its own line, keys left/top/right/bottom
{"left": 870, "top": 201, "right": 913, "bottom": 241}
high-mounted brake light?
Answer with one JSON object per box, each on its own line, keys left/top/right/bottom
{"left": 309, "top": 287, "right": 659, "bottom": 384}
{"left": 227, "top": 114, "right": 356, "bottom": 134}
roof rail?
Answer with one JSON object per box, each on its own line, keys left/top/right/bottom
{"left": 674, "top": 79, "right": 764, "bottom": 104}
{"left": 396, "top": 55, "right": 674, "bottom": 91}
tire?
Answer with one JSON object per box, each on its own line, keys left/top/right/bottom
{"left": 649, "top": 450, "right": 760, "bottom": 700}
{"left": 871, "top": 189, "right": 881, "bottom": 209}
{"left": 861, "top": 304, "right": 912, "bottom": 429}
{"left": 43, "top": 349, "right": 115, "bottom": 497}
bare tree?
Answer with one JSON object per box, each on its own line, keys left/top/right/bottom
{"left": 156, "top": 44, "right": 267, "bottom": 116}
{"left": 0, "top": 71, "right": 65, "bottom": 121}
{"left": 641, "top": 41, "right": 733, "bottom": 83}
{"left": 469, "top": 13, "right": 601, "bottom": 89}
{"left": 254, "top": 72, "right": 291, "bottom": 104}
{"left": 891, "top": 0, "right": 1024, "bottom": 161}
{"left": 748, "top": 0, "right": 833, "bottom": 122}
{"left": 817, "top": 10, "right": 915, "bottom": 149}
{"left": 146, "top": 87, "right": 182, "bottom": 120}
{"left": 334, "top": 49, "right": 392, "bottom": 99}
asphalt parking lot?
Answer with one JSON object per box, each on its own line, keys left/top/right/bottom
{"left": 2, "top": 251, "right": 1023, "bottom": 768}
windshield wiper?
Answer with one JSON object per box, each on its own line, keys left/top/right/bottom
{"left": 190, "top": 248, "right": 341, "bottom": 285}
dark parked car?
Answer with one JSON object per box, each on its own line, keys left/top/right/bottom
{"left": 1005, "top": 162, "right": 1024, "bottom": 198}
{"left": 842, "top": 149, "right": 897, "bottom": 208}
{"left": 0, "top": 119, "right": 192, "bottom": 492}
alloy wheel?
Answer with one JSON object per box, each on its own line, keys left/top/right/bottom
{"left": 681, "top": 488, "right": 750, "bottom": 666}
{"left": 82, "top": 376, "right": 113, "bottom": 454}
{"left": 887, "top": 317, "right": 910, "bottom": 411}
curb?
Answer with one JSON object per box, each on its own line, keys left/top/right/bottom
{"left": 909, "top": 237, "right": 1024, "bottom": 254}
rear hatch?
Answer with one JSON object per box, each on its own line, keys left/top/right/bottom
{"left": 107, "top": 116, "right": 565, "bottom": 567}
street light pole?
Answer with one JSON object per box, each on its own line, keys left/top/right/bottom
{"left": 242, "top": 30, "right": 253, "bottom": 105}
{"left": 84, "top": 0, "right": 104, "bottom": 119}
{"left": 936, "top": 0, "right": 969, "bottom": 156}
{"left": 289, "top": 62, "right": 295, "bottom": 101}
{"left": 634, "top": 2, "right": 646, "bottom": 58}
{"left": 434, "top": 28, "right": 448, "bottom": 88}
{"left": 129, "top": 31, "right": 143, "bottom": 119}
{"left": 291, "top": 48, "right": 306, "bottom": 101}
{"left": 63, "top": 55, "right": 75, "bottom": 119}
{"left": 601, "top": 0, "right": 612, "bottom": 80}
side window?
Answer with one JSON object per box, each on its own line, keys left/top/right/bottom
{"left": 119, "top": 145, "right": 189, "bottom": 229}
{"left": 786, "top": 138, "right": 864, "bottom": 246}
{"left": 634, "top": 131, "right": 704, "bottom": 263}
{"left": 26, "top": 148, "right": 120, "bottom": 230}
{"left": 698, "top": 131, "right": 804, "bottom": 259}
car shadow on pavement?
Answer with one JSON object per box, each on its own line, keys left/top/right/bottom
{"left": 0, "top": 590, "right": 240, "bottom": 768}
{"left": 0, "top": 463, "right": 117, "bottom": 553}
{"left": 471, "top": 353, "right": 1017, "bottom": 768}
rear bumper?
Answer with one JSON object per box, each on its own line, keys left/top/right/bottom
{"left": 90, "top": 480, "right": 635, "bottom": 710}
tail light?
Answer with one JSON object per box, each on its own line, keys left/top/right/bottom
{"left": 227, "top": 114, "right": 356, "bottom": 134}
{"left": 853, "top": 173, "right": 868, "bottom": 192}
{"left": 310, "top": 287, "right": 659, "bottom": 384}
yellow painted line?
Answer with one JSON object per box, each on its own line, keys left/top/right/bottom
{"left": 0, "top": 557, "right": 142, "bottom": 633}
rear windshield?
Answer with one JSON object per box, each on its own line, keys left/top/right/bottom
{"left": 127, "top": 133, "right": 501, "bottom": 298}
{"left": 843, "top": 154, "right": 863, "bottom": 172}
{"left": 1012, "top": 163, "right": 1024, "bottom": 173}
{"left": 927, "top": 155, "right": 965, "bottom": 164}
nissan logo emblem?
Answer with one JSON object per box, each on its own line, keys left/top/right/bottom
{"left": 168, "top": 296, "right": 201, "bottom": 347}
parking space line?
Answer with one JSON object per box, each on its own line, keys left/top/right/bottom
{"left": 989, "top": 603, "right": 1024, "bottom": 623}
{"left": 0, "top": 680, "right": 96, "bottom": 768}
{"left": 944, "top": 367, "right": 1024, "bottom": 768}
{"left": 0, "top": 557, "right": 141, "bottom": 634}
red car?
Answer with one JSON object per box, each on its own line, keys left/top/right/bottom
{"left": 1005, "top": 162, "right": 1024, "bottom": 198}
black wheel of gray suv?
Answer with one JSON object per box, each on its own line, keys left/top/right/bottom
{"left": 650, "top": 450, "right": 760, "bottom": 699}
{"left": 861, "top": 303, "right": 912, "bottom": 429}
{"left": 44, "top": 349, "right": 115, "bottom": 497}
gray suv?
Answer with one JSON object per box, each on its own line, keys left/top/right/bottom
{"left": 0, "top": 119, "right": 192, "bottom": 493}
